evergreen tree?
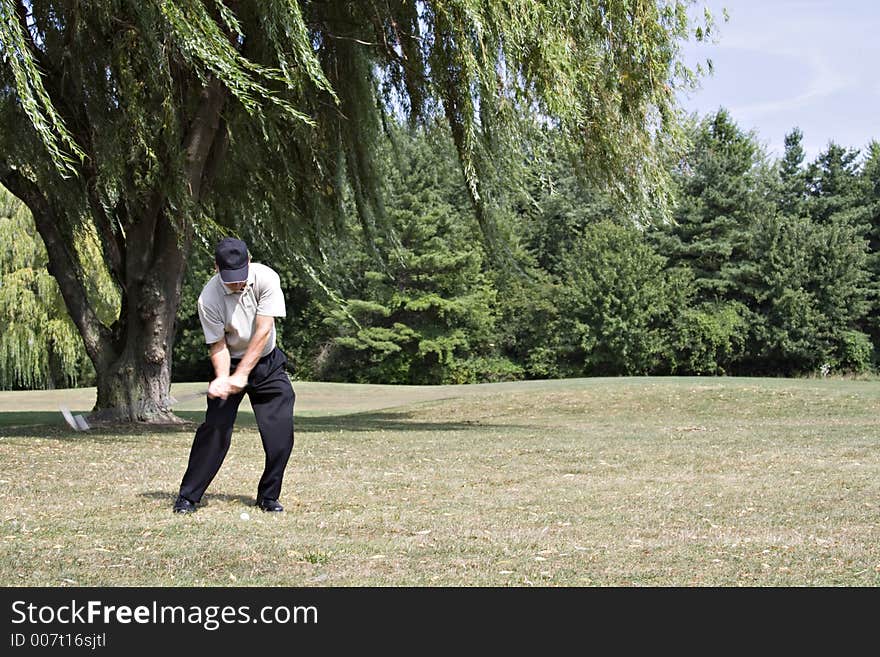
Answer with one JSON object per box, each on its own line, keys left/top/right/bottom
{"left": 777, "top": 128, "right": 808, "bottom": 218}
{"left": 805, "top": 142, "right": 862, "bottom": 225}
{"left": 651, "top": 109, "right": 775, "bottom": 302}
{"left": 321, "top": 129, "right": 505, "bottom": 384}
{"left": 861, "top": 142, "right": 880, "bottom": 252}
{"left": 855, "top": 141, "right": 880, "bottom": 350}
{"left": 649, "top": 109, "right": 775, "bottom": 373}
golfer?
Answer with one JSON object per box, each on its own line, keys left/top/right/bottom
{"left": 173, "top": 237, "right": 295, "bottom": 514}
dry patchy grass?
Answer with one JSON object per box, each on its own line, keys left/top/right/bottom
{"left": 1, "top": 377, "right": 878, "bottom": 586}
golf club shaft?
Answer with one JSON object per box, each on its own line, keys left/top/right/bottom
{"left": 171, "top": 389, "right": 230, "bottom": 405}
{"left": 171, "top": 390, "right": 209, "bottom": 404}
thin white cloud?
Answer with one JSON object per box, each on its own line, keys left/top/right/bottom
{"left": 728, "top": 49, "right": 855, "bottom": 120}
{"left": 680, "top": 0, "right": 879, "bottom": 159}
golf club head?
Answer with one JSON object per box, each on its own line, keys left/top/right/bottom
{"left": 59, "top": 406, "right": 80, "bottom": 431}
{"left": 74, "top": 415, "right": 90, "bottom": 431}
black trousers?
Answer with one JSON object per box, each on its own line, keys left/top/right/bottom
{"left": 178, "top": 347, "right": 295, "bottom": 504}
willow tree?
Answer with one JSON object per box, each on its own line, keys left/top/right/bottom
{"left": 0, "top": 186, "right": 93, "bottom": 388}
{"left": 0, "top": 0, "right": 708, "bottom": 423}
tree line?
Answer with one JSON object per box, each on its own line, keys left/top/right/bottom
{"left": 261, "top": 110, "right": 880, "bottom": 382}
{"left": 1, "top": 0, "right": 701, "bottom": 420}
{"left": 5, "top": 108, "right": 878, "bottom": 389}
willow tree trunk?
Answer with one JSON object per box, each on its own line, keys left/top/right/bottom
{"left": 89, "top": 217, "right": 190, "bottom": 424}
{"left": 1, "top": 76, "right": 226, "bottom": 424}
{"left": 2, "top": 171, "right": 192, "bottom": 423}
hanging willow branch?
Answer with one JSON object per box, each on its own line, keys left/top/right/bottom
{"left": 0, "top": 0, "right": 86, "bottom": 175}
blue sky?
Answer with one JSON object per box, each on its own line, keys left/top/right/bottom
{"left": 678, "top": 0, "right": 879, "bottom": 162}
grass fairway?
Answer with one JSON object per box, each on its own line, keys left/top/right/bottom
{"left": 1, "top": 377, "right": 878, "bottom": 586}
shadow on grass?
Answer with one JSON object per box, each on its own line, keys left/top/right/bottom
{"left": 295, "top": 412, "right": 516, "bottom": 434}
{"left": 140, "top": 490, "right": 256, "bottom": 508}
{"left": 0, "top": 411, "right": 198, "bottom": 440}
{"left": 170, "top": 410, "right": 513, "bottom": 434}
{"left": 0, "top": 410, "right": 519, "bottom": 439}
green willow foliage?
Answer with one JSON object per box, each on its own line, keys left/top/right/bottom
{"left": 0, "top": 0, "right": 85, "bottom": 173}
{"left": 0, "top": 187, "right": 85, "bottom": 387}
{"left": 2, "top": 1, "right": 708, "bottom": 257}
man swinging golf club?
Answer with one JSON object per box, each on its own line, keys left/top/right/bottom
{"left": 173, "top": 237, "right": 295, "bottom": 514}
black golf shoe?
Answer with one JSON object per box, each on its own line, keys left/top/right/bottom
{"left": 173, "top": 495, "right": 197, "bottom": 514}
{"left": 256, "top": 497, "right": 283, "bottom": 513}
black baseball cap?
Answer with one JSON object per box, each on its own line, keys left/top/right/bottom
{"left": 215, "top": 237, "right": 249, "bottom": 283}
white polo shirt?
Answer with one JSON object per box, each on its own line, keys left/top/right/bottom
{"left": 197, "top": 262, "right": 286, "bottom": 358}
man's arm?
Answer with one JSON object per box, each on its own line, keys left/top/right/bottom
{"left": 226, "top": 314, "right": 274, "bottom": 394}
{"left": 206, "top": 338, "right": 232, "bottom": 399}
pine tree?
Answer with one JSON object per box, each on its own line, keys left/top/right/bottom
{"left": 861, "top": 142, "right": 880, "bottom": 252}
{"left": 321, "top": 128, "right": 503, "bottom": 384}
{"left": 777, "top": 128, "right": 808, "bottom": 218}
{"left": 805, "top": 142, "right": 862, "bottom": 225}
{"left": 855, "top": 141, "right": 880, "bottom": 351}
{"left": 651, "top": 109, "right": 775, "bottom": 302}
{"left": 648, "top": 110, "right": 775, "bottom": 373}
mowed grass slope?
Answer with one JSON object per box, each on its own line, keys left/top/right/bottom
{"left": 1, "top": 377, "right": 878, "bottom": 586}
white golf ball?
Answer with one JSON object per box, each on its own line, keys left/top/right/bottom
{"left": 240, "top": 512, "right": 250, "bottom": 521}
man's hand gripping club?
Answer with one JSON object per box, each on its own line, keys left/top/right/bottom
{"left": 206, "top": 315, "right": 274, "bottom": 399}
